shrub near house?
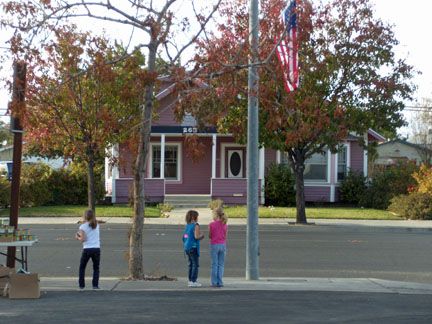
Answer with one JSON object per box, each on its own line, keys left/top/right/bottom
{"left": 389, "top": 164, "right": 432, "bottom": 220}
{"left": 340, "top": 160, "right": 418, "bottom": 210}
{"left": 265, "top": 163, "right": 296, "bottom": 207}
{"left": 0, "top": 162, "right": 105, "bottom": 207}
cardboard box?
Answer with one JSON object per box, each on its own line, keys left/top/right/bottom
{"left": 8, "top": 273, "right": 40, "bottom": 299}
{"left": 0, "top": 266, "right": 14, "bottom": 295}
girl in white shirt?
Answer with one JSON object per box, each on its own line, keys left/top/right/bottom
{"left": 76, "top": 209, "right": 100, "bottom": 289}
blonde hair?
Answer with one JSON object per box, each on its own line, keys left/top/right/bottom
{"left": 185, "top": 210, "right": 199, "bottom": 224}
{"left": 213, "top": 207, "right": 227, "bottom": 224}
{"left": 84, "top": 209, "right": 97, "bottom": 229}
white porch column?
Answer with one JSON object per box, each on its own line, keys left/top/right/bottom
{"left": 330, "top": 152, "right": 336, "bottom": 203}
{"left": 259, "top": 147, "right": 265, "bottom": 205}
{"left": 363, "top": 133, "right": 368, "bottom": 177}
{"left": 160, "top": 134, "right": 165, "bottom": 179}
{"left": 211, "top": 134, "right": 217, "bottom": 196}
{"left": 111, "top": 144, "right": 119, "bottom": 204}
{"left": 212, "top": 134, "right": 217, "bottom": 178}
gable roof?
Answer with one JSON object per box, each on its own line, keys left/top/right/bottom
{"left": 378, "top": 139, "right": 432, "bottom": 152}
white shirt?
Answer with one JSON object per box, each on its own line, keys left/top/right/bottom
{"left": 79, "top": 222, "right": 100, "bottom": 249}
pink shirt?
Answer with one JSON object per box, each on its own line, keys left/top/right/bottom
{"left": 209, "top": 220, "right": 227, "bottom": 245}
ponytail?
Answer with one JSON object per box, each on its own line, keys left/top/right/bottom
{"left": 214, "top": 207, "right": 228, "bottom": 224}
{"left": 84, "top": 209, "right": 97, "bottom": 229}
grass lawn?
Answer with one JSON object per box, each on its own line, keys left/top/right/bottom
{"left": 225, "top": 206, "right": 403, "bottom": 220}
{"left": 0, "top": 205, "right": 160, "bottom": 218}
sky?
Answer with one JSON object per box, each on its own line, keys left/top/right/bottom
{"left": 0, "top": 0, "right": 431, "bottom": 136}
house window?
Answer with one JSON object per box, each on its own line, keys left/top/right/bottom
{"left": 304, "top": 152, "right": 328, "bottom": 181}
{"left": 151, "top": 144, "right": 179, "bottom": 180}
{"left": 279, "top": 151, "right": 328, "bottom": 181}
{"left": 337, "top": 147, "right": 348, "bottom": 181}
{"left": 280, "top": 151, "right": 290, "bottom": 165}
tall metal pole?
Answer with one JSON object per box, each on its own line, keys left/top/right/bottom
{"left": 7, "top": 61, "right": 26, "bottom": 268}
{"left": 246, "top": 0, "right": 260, "bottom": 280}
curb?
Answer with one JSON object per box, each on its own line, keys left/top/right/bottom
{"left": 38, "top": 277, "right": 432, "bottom": 295}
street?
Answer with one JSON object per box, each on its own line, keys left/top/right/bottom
{"left": 1, "top": 290, "right": 432, "bottom": 323}
{"left": 15, "top": 223, "right": 432, "bottom": 283}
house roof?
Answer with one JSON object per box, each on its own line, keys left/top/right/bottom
{"left": 0, "top": 145, "right": 13, "bottom": 153}
{"left": 367, "top": 129, "right": 386, "bottom": 142}
{"left": 378, "top": 139, "right": 432, "bottom": 152}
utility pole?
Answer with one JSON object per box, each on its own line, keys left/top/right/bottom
{"left": 7, "top": 61, "right": 26, "bottom": 268}
{"left": 246, "top": 0, "right": 260, "bottom": 280}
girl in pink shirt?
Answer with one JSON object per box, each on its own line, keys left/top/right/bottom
{"left": 208, "top": 207, "right": 228, "bottom": 287}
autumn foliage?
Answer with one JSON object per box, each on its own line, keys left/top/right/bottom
{"left": 176, "top": 0, "right": 415, "bottom": 223}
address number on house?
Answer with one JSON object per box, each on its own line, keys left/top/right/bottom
{"left": 183, "top": 127, "right": 198, "bottom": 134}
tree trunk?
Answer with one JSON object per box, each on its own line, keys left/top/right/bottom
{"left": 87, "top": 148, "right": 96, "bottom": 213}
{"left": 294, "top": 166, "right": 307, "bottom": 224}
{"left": 289, "top": 149, "right": 307, "bottom": 224}
{"left": 128, "top": 43, "right": 157, "bottom": 279}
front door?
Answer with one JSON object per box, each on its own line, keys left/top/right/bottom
{"left": 227, "top": 149, "right": 243, "bottom": 178}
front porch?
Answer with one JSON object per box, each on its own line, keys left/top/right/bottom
{"left": 111, "top": 178, "right": 263, "bottom": 206}
{"left": 107, "top": 131, "right": 266, "bottom": 205}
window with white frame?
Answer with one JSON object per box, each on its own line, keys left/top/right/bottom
{"left": 304, "top": 151, "right": 328, "bottom": 181}
{"left": 151, "top": 144, "right": 179, "bottom": 180}
{"left": 280, "top": 151, "right": 290, "bottom": 165}
{"left": 337, "top": 146, "right": 348, "bottom": 181}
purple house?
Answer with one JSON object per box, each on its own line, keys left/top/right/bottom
{"left": 105, "top": 83, "right": 385, "bottom": 205}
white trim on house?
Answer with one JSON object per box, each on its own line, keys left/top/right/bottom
{"left": 220, "top": 143, "right": 246, "bottom": 179}
{"left": 276, "top": 150, "right": 281, "bottom": 164}
{"left": 160, "top": 134, "right": 165, "bottom": 179}
{"left": 212, "top": 135, "right": 217, "bottom": 179}
{"left": 326, "top": 149, "right": 331, "bottom": 184}
{"left": 330, "top": 185, "right": 335, "bottom": 202}
{"left": 363, "top": 133, "right": 368, "bottom": 177}
{"left": 111, "top": 145, "right": 119, "bottom": 203}
{"left": 211, "top": 134, "right": 217, "bottom": 196}
{"left": 150, "top": 141, "right": 182, "bottom": 183}
{"left": 334, "top": 142, "right": 351, "bottom": 184}
{"left": 259, "top": 147, "right": 265, "bottom": 205}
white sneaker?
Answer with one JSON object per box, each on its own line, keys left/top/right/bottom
{"left": 190, "top": 281, "right": 202, "bottom": 287}
{"left": 188, "top": 281, "right": 194, "bottom": 287}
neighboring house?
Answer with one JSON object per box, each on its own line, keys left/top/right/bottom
{"left": 374, "top": 139, "right": 432, "bottom": 166}
{"left": 0, "top": 145, "right": 65, "bottom": 179}
{"left": 105, "top": 82, "right": 385, "bottom": 205}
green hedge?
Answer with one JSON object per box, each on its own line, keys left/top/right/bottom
{"left": 0, "top": 162, "right": 104, "bottom": 207}
{"left": 360, "top": 161, "right": 418, "bottom": 210}
{"left": 339, "top": 170, "right": 367, "bottom": 205}
{"left": 265, "top": 163, "right": 296, "bottom": 207}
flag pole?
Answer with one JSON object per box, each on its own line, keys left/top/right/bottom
{"left": 246, "top": 0, "right": 260, "bottom": 281}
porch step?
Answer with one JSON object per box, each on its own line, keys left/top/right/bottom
{"left": 164, "top": 195, "right": 211, "bottom": 208}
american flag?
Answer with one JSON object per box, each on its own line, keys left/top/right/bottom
{"left": 276, "top": 0, "right": 299, "bottom": 93}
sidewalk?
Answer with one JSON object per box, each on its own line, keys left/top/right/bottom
{"left": 16, "top": 207, "right": 432, "bottom": 228}
{"left": 39, "top": 276, "right": 432, "bottom": 295}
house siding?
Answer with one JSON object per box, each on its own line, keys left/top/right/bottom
{"left": 304, "top": 185, "right": 330, "bottom": 202}
{"left": 115, "top": 178, "right": 164, "bottom": 204}
{"left": 118, "top": 145, "right": 134, "bottom": 178}
{"left": 212, "top": 178, "right": 262, "bottom": 205}
{"left": 153, "top": 92, "right": 179, "bottom": 126}
{"left": 350, "top": 141, "right": 364, "bottom": 174}
{"left": 165, "top": 137, "right": 212, "bottom": 194}
{"left": 265, "top": 149, "right": 277, "bottom": 172}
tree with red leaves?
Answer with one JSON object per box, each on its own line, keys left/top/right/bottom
{"left": 24, "top": 26, "right": 147, "bottom": 212}
{"left": 178, "top": 0, "right": 416, "bottom": 223}
{"left": 1, "top": 0, "right": 222, "bottom": 279}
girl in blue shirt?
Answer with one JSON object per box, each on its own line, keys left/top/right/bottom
{"left": 183, "top": 210, "right": 204, "bottom": 287}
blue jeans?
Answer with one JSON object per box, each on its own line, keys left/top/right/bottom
{"left": 186, "top": 248, "right": 199, "bottom": 282}
{"left": 210, "top": 244, "right": 226, "bottom": 286}
{"left": 79, "top": 248, "right": 100, "bottom": 288}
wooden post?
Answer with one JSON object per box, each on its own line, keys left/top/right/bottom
{"left": 7, "top": 61, "right": 26, "bottom": 269}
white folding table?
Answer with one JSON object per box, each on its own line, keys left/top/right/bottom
{"left": 0, "top": 240, "right": 38, "bottom": 271}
